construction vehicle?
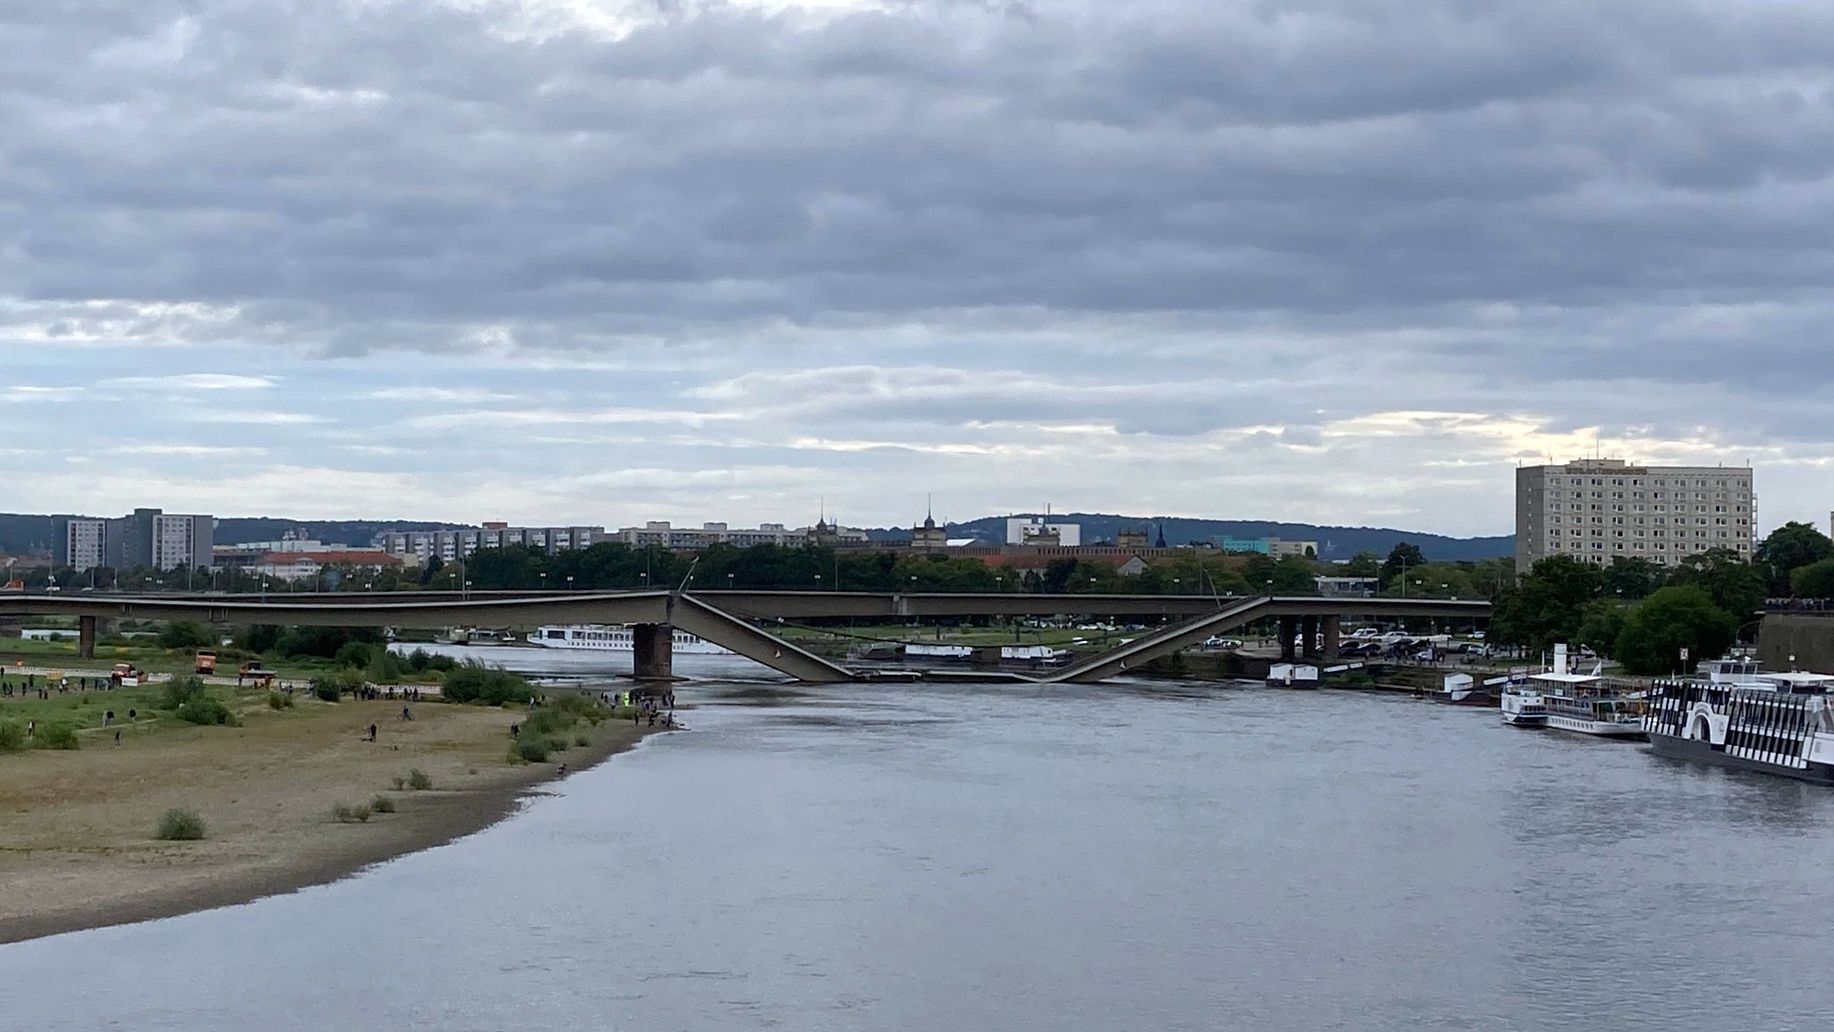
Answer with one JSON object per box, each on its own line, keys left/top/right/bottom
{"left": 238, "top": 661, "right": 275, "bottom": 688}
{"left": 195, "top": 649, "right": 218, "bottom": 675}
{"left": 111, "top": 662, "right": 145, "bottom": 687}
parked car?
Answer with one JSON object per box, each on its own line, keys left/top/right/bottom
{"left": 1202, "top": 636, "right": 1243, "bottom": 650}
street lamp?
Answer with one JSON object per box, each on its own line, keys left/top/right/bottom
{"left": 569, "top": 574, "right": 577, "bottom": 592}
{"left": 727, "top": 573, "right": 735, "bottom": 590}
{"left": 464, "top": 579, "right": 472, "bottom": 601}
{"left": 539, "top": 571, "right": 547, "bottom": 593}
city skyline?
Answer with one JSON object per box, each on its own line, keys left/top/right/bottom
{"left": 7, "top": 2, "right": 1834, "bottom": 536}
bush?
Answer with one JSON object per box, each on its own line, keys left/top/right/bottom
{"left": 514, "top": 739, "right": 550, "bottom": 763}
{"left": 158, "top": 621, "right": 213, "bottom": 650}
{"left": 406, "top": 768, "right": 432, "bottom": 791}
{"left": 441, "top": 661, "right": 530, "bottom": 706}
{"left": 405, "top": 648, "right": 459, "bottom": 673}
{"left": 160, "top": 675, "right": 208, "bottom": 710}
{"left": 154, "top": 808, "right": 207, "bottom": 841}
{"left": 267, "top": 690, "right": 293, "bottom": 710}
{"left": 35, "top": 723, "right": 79, "bottom": 750}
{"left": 390, "top": 775, "right": 406, "bottom": 791}
{"left": 176, "top": 694, "right": 233, "bottom": 726}
{"left": 274, "top": 626, "right": 384, "bottom": 660}
{"left": 332, "top": 802, "right": 373, "bottom": 823}
{"left": 313, "top": 668, "right": 366, "bottom": 702}
{"left": 370, "top": 795, "right": 397, "bottom": 814}
{"left": 573, "top": 734, "right": 590, "bottom": 747}
{"left": 334, "top": 641, "right": 376, "bottom": 669}
{"left": 367, "top": 647, "right": 407, "bottom": 684}
{"left": 0, "top": 721, "right": 25, "bottom": 751}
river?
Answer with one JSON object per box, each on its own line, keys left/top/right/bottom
{"left": 6, "top": 673, "right": 1834, "bottom": 1031}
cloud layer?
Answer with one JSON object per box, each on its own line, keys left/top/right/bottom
{"left": 2, "top": 1, "right": 1830, "bottom": 536}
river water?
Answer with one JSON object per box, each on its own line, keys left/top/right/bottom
{"left": 7, "top": 671, "right": 1834, "bottom": 1031}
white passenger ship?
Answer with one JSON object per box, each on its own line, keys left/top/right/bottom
{"left": 1525, "top": 647, "right": 1645, "bottom": 739}
{"left": 1644, "top": 658, "right": 1834, "bottom": 785}
{"left": 527, "top": 624, "right": 732, "bottom": 655}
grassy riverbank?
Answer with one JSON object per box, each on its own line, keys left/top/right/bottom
{"left": 0, "top": 683, "right": 651, "bottom": 944}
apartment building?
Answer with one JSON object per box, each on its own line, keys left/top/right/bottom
{"left": 59, "top": 508, "right": 214, "bottom": 572}
{"left": 375, "top": 523, "right": 605, "bottom": 562}
{"left": 1515, "top": 459, "right": 1754, "bottom": 572}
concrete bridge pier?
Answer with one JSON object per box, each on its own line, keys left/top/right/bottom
{"left": 1301, "top": 616, "right": 1321, "bottom": 660}
{"left": 631, "top": 623, "right": 678, "bottom": 681}
{"left": 78, "top": 615, "right": 96, "bottom": 660}
{"left": 1321, "top": 615, "right": 1341, "bottom": 661}
{"left": 1279, "top": 615, "right": 1299, "bottom": 662}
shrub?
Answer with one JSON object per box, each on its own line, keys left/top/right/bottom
{"left": 160, "top": 675, "right": 207, "bottom": 710}
{"left": 441, "top": 661, "right": 530, "bottom": 706}
{"left": 390, "top": 774, "right": 406, "bottom": 791}
{"left": 333, "top": 641, "right": 376, "bottom": 669}
{"left": 367, "top": 647, "right": 406, "bottom": 684}
{"left": 313, "top": 668, "right": 366, "bottom": 702}
{"left": 573, "top": 734, "right": 590, "bottom": 747}
{"left": 154, "top": 808, "right": 207, "bottom": 841}
{"left": 370, "top": 795, "right": 397, "bottom": 814}
{"left": 404, "top": 648, "right": 458, "bottom": 674}
{"left": 176, "top": 694, "right": 233, "bottom": 726}
{"left": 332, "top": 802, "right": 373, "bottom": 823}
{"left": 514, "top": 739, "right": 550, "bottom": 763}
{"left": 406, "top": 768, "right": 432, "bottom": 791}
{"left": 157, "top": 621, "right": 213, "bottom": 650}
{"left": 274, "top": 626, "right": 383, "bottom": 660}
{"left": 0, "top": 721, "right": 25, "bottom": 751}
{"left": 35, "top": 723, "right": 79, "bottom": 750}
{"left": 267, "top": 690, "right": 293, "bottom": 710}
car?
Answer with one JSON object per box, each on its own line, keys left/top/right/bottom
{"left": 1202, "top": 636, "right": 1243, "bottom": 650}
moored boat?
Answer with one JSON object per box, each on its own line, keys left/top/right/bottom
{"left": 526, "top": 624, "right": 732, "bottom": 655}
{"left": 1428, "top": 673, "right": 1496, "bottom": 707}
{"left": 1500, "top": 687, "right": 1547, "bottom": 727}
{"left": 1644, "top": 660, "right": 1834, "bottom": 784}
{"left": 1268, "top": 662, "right": 1319, "bottom": 689}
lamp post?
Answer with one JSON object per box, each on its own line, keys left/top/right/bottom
{"left": 539, "top": 571, "right": 547, "bottom": 593}
{"left": 464, "top": 579, "right": 472, "bottom": 601}
{"left": 728, "top": 573, "right": 735, "bottom": 591}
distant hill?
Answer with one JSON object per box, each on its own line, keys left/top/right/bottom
{"left": 865, "top": 512, "right": 1512, "bottom": 562}
{"left": 0, "top": 513, "right": 464, "bottom": 554}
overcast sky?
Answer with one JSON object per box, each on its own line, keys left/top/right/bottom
{"left": 2, "top": 0, "right": 1829, "bottom": 537}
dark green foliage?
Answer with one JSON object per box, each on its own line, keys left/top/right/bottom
{"left": 440, "top": 661, "right": 530, "bottom": 705}
{"left": 366, "top": 647, "right": 406, "bottom": 683}
{"left": 1759, "top": 521, "right": 1834, "bottom": 596}
{"left": 0, "top": 721, "right": 25, "bottom": 751}
{"left": 404, "top": 648, "right": 458, "bottom": 673}
{"left": 176, "top": 694, "right": 233, "bottom": 726}
{"left": 1790, "top": 558, "right": 1834, "bottom": 600}
{"left": 406, "top": 768, "right": 432, "bottom": 790}
{"left": 157, "top": 621, "right": 213, "bottom": 650}
{"left": 235, "top": 624, "right": 283, "bottom": 652}
{"left": 514, "top": 738, "right": 550, "bottom": 763}
{"left": 573, "top": 734, "right": 590, "bottom": 747}
{"left": 1601, "top": 557, "right": 1662, "bottom": 601}
{"left": 267, "top": 690, "right": 293, "bottom": 710}
{"left": 35, "top": 723, "right": 79, "bottom": 750}
{"left": 1615, "top": 586, "right": 1737, "bottom": 676}
{"left": 154, "top": 808, "right": 207, "bottom": 841}
{"left": 271, "top": 626, "right": 384, "bottom": 659}
{"left": 1667, "top": 549, "right": 1766, "bottom": 619}
{"left": 1379, "top": 542, "right": 1428, "bottom": 588}
{"left": 370, "top": 795, "right": 397, "bottom": 813}
{"left": 1575, "top": 599, "right": 1630, "bottom": 659}
{"left": 312, "top": 667, "right": 366, "bottom": 702}
{"left": 160, "top": 675, "right": 208, "bottom": 710}
{"left": 1489, "top": 556, "right": 1604, "bottom": 651}
{"left": 333, "top": 641, "right": 376, "bottom": 668}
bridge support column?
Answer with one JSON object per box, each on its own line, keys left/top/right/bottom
{"left": 78, "top": 615, "right": 96, "bottom": 660}
{"left": 1321, "top": 615, "right": 1341, "bottom": 661}
{"left": 631, "top": 623, "right": 676, "bottom": 681}
{"left": 1279, "top": 616, "right": 1299, "bottom": 662}
{"left": 1301, "top": 616, "right": 1321, "bottom": 660}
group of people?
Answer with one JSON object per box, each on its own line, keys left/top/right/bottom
{"left": 0, "top": 673, "right": 115, "bottom": 698}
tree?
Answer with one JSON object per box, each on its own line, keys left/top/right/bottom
{"left": 1790, "top": 558, "right": 1834, "bottom": 599}
{"left": 1379, "top": 542, "right": 1427, "bottom": 589}
{"left": 157, "top": 621, "right": 212, "bottom": 650}
{"left": 1758, "top": 521, "right": 1834, "bottom": 595}
{"left": 1668, "top": 548, "right": 1765, "bottom": 619}
{"left": 1341, "top": 552, "right": 1382, "bottom": 578}
{"left": 1574, "top": 599, "right": 1629, "bottom": 659}
{"left": 1614, "top": 586, "right": 1736, "bottom": 676}
{"left": 1487, "top": 555, "right": 1603, "bottom": 652}
{"left": 1378, "top": 562, "right": 1474, "bottom": 599}
{"left": 1601, "top": 556, "right": 1663, "bottom": 601}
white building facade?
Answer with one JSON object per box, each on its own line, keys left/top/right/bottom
{"left": 1515, "top": 459, "right": 1755, "bottom": 572}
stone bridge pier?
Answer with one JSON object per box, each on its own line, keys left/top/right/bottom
{"left": 78, "top": 615, "right": 97, "bottom": 660}
{"left": 630, "top": 623, "right": 678, "bottom": 681}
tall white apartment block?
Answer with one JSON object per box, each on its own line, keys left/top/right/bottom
{"left": 1515, "top": 459, "right": 1754, "bottom": 572}
{"left": 63, "top": 518, "right": 108, "bottom": 571}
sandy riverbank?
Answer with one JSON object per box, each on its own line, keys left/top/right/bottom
{"left": 0, "top": 696, "right": 654, "bottom": 944}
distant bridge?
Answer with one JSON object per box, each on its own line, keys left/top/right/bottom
{"left": 0, "top": 590, "right": 1490, "bottom": 685}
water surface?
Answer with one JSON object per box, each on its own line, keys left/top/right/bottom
{"left": 7, "top": 680, "right": 1832, "bottom": 1031}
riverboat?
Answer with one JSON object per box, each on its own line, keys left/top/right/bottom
{"left": 1643, "top": 659, "right": 1834, "bottom": 784}
{"left": 1500, "top": 687, "right": 1547, "bottom": 727}
{"left": 526, "top": 624, "right": 732, "bottom": 655}
{"left": 437, "top": 628, "right": 520, "bottom": 647}
{"left": 1529, "top": 672, "right": 1646, "bottom": 738}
